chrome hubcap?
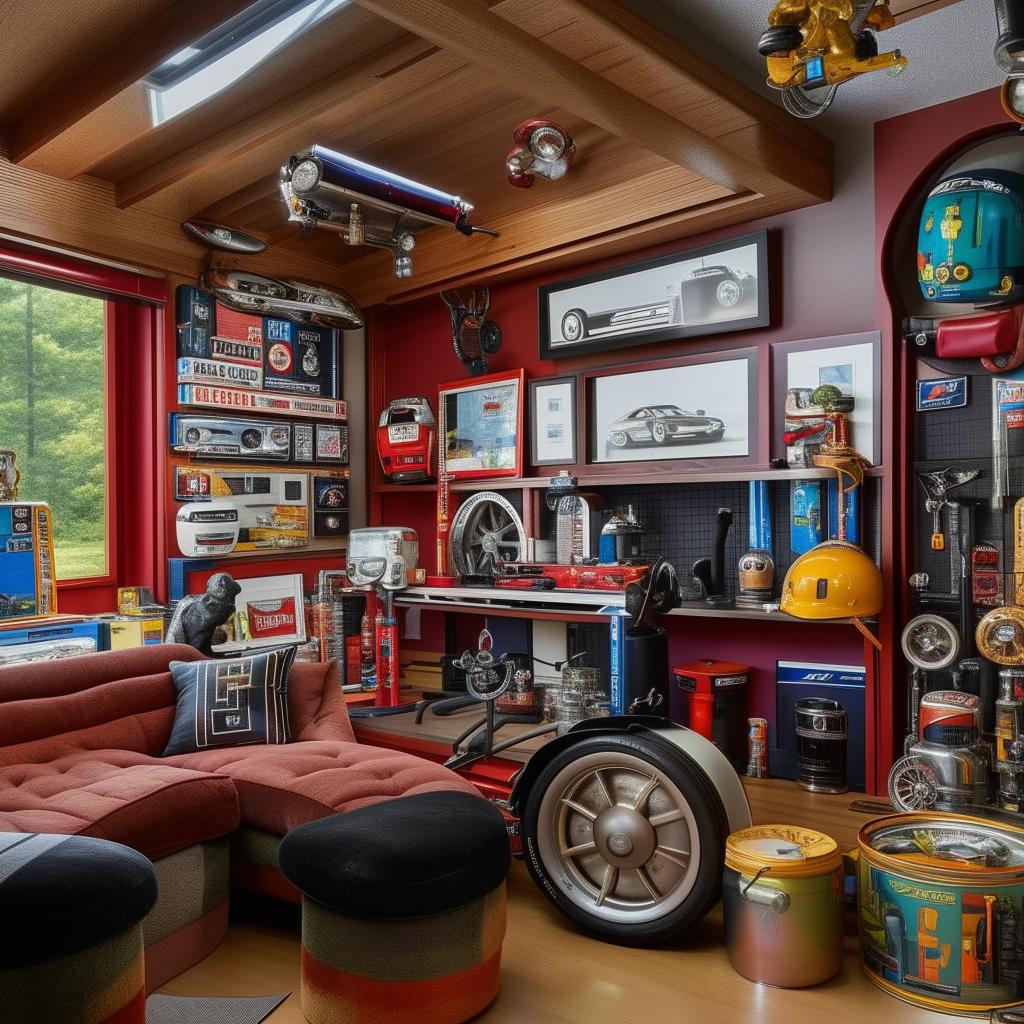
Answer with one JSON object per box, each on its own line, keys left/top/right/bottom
{"left": 537, "top": 751, "right": 700, "bottom": 923}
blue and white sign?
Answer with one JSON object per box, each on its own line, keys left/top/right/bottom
{"left": 916, "top": 375, "right": 967, "bottom": 411}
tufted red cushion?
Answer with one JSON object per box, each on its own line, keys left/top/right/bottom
{"left": 0, "top": 749, "right": 240, "bottom": 859}
{"left": 165, "top": 741, "right": 477, "bottom": 836}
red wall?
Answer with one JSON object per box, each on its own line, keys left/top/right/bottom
{"left": 371, "top": 208, "right": 873, "bottom": 783}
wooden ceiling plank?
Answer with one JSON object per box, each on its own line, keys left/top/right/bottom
{"left": 889, "top": 0, "right": 964, "bottom": 23}
{"left": 348, "top": 0, "right": 778, "bottom": 195}
{"left": 114, "top": 35, "right": 441, "bottom": 208}
{"left": 10, "top": 0, "right": 256, "bottom": 166}
{"left": 501, "top": 0, "right": 831, "bottom": 199}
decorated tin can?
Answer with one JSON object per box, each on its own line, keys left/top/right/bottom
{"left": 723, "top": 824, "right": 845, "bottom": 988}
{"left": 857, "top": 813, "right": 1024, "bottom": 1016}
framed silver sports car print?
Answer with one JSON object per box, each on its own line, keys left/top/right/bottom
{"left": 587, "top": 349, "right": 757, "bottom": 466}
{"left": 538, "top": 230, "right": 769, "bottom": 359}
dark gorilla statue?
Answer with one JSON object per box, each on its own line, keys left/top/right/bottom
{"left": 165, "top": 572, "right": 242, "bottom": 656}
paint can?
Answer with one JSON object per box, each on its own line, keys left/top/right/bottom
{"left": 723, "top": 824, "right": 845, "bottom": 988}
{"left": 857, "top": 813, "right": 1024, "bottom": 1016}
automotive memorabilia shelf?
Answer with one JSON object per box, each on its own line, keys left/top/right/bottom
{"left": 169, "top": 284, "right": 350, "bottom": 563}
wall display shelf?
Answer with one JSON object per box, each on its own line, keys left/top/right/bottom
{"left": 397, "top": 584, "right": 864, "bottom": 628}
{"left": 441, "top": 465, "right": 885, "bottom": 493}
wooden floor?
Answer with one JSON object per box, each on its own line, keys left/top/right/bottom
{"left": 161, "top": 860, "right": 971, "bottom": 1024}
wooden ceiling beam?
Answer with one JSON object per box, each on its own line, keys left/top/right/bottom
{"left": 888, "top": 0, "right": 964, "bottom": 23}
{"left": 9, "top": 0, "right": 255, "bottom": 167}
{"left": 114, "top": 36, "right": 442, "bottom": 208}
{"left": 349, "top": 0, "right": 781, "bottom": 195}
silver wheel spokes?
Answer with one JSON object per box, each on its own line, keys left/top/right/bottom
{"left": 890, "top": 758, "right": 938, "bottom": 811}
{"left": 554, "top": 762, "right": 694, "bottom": 915}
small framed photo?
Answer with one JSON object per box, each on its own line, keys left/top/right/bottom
{"left": 438, "top": 370, "right": 525, "bottom": 480}
{"left": 770, "top": 332, "right": 881, "bottom": 465}
{"left": 529, "top": 375, "right": 578, "bottom": 467}
{"left": 539, "top": 230, "right": 770, "bottom": 359}
{"left": 293, "top": 423, "right": 314, "bottom": 463}
{"left": 213, "top": 573, "right": 306, "bottom": 653}
{"left": 315, "top": 423, "right": 348, "bottom": 464}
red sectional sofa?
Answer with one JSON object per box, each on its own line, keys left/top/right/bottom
{"left": 0, "top": 644, "right": 476, "bottom": 988}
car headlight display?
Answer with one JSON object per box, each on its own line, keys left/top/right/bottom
{"left": 290, "top": 158, "right": 322, "bottom": 194}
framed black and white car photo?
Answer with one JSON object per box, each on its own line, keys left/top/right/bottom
{"left": 539, "top": 230, "right": 770, "bottom": 359}
{"left": 529, "top": 375, "right": 578, "bottom": 467}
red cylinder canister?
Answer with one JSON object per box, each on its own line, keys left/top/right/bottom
{"left": 672, "top": 659, "right": 750, "bottom": 770}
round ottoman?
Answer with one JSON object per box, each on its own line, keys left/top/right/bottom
{"left": 279, "top": 792, "right": 511, "bottom": 1024}
{"left": 0, "top": 832, "right": 157, "bottom": 1024}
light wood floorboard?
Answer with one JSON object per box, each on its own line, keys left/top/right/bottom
{"left": 160, "top": 859, "right": 969, "bottom": 1023}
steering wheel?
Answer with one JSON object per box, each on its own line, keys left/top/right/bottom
{"left": 457, "top": 629, "right": 513, "bottom": 701}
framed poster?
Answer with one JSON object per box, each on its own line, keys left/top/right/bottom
{"left": 213, "top": 573, "right": 306, "bottom": 653}
{"left": 771, "top": 332, "right": 881, "bottom": 465}
{"left": 529, "top": 375, "right": 578, "bottom": 467}
{"left": 587, "top": 349, "right": 757, "bottom": 465}
{"left": 539, "top": 230, "right": 770, "bottom": 359}
{"left": 438, "top": 370, "right": 524, "bottom": 480}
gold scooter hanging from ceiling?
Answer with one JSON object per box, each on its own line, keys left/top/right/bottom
{"left": 759, "top": 0, "right": 908, "bottom": 118}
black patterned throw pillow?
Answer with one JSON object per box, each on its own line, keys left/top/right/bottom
{"left": 162, "top": 647, "right": 296, "bottom": 756}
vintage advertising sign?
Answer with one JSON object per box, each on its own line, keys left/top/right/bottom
{"left": 178, "top": 383, "right": 346, "bottom": 420}
{"left": 177, "top": 357, "right": 263, "bottom": 390}
{"left": 916, "top": 375, "right": 968, "bottom": 411}
{"left": 210, "top": 335, "right": 263, "bottom": 367}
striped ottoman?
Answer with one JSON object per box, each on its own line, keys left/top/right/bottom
{"left": 0, "top": 833, "right": 157, "bottom": 1024}
{"left": 279, "top": 792, "right": 511, "bottom": 1024}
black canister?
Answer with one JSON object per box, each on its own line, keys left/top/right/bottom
{"left": 795, "top": 697, "right": 848, "bottom": 794}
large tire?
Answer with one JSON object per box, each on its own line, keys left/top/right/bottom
{"left": 651, "top": 421, "right": 668, "bottom": 445}
{"left": 521, "top": 733, "right": 728, "bottom": 946}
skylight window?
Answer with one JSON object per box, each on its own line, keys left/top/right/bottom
{"left": 146, "top": 0, "right": 346, "bottom": 126}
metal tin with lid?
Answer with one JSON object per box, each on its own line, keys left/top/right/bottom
{"left": 857, "top": 812, "right": 1024, "bottom": 1016}
{"left": 723, "top": 824, "right": 845, "bottom": 988}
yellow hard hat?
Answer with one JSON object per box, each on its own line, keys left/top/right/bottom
{"left": 780, "top": 540, "right": 883, "bottom": 620}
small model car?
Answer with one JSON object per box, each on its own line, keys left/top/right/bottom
{"left": 198, "top": 268, "right": 364, "bottom": 330}
{"left": 679, "top": 265, "right": 758, "bottom": 320}
{"left": 606, "top": 405, "right": 725, "bottom": 448}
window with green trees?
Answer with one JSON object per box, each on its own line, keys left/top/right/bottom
{"left": 0, "top": 277, "right": 108, "bottom": 580}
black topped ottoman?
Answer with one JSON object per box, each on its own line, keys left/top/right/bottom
{"left": 279, "top": 791, "right": 511, "bottom": 1024}
{"left": 0, "top": 832, "right": 158, "bottom": 1024}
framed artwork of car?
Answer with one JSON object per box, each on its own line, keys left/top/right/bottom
{"left": 586, "top": 349, "right": 757, "bottom": 466}
{"left": 438, "top": 370, "right": 525, "bottom": 480}
{"left": 538, "top": 230, "right": 770, "bottom": 359}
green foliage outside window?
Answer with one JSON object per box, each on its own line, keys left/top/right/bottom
{"left": 0, "top": 277, "right": 107, "bottom": 579}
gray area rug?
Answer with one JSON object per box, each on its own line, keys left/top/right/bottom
{"left": 146, "top": 993, "right": 289, "bottom": 1024}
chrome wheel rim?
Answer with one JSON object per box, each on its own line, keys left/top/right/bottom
{"left": 535, "top": 750, "right": 700, "bottom": 924}
{"left": 450, "top": 492, "right": 525, "bottom": 576}
{"left": 889, "top": 757, "right": 939, "bottom": 811}
{"left": 610, "top": 431, "right": 628, "bottom": 447}
{"left": 652, "top": 422, "right": 666, "bottom": 442}
{"left": 562, "top": 313, "right": 583, "bottom": 341}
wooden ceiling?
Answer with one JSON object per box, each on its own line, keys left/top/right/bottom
{"left": 0, "top": 0, "right": 845, "bottom": 306}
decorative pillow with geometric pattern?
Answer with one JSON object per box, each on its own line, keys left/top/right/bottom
{"left": 161, "top": 647, "right": 295, "bottom": 756}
